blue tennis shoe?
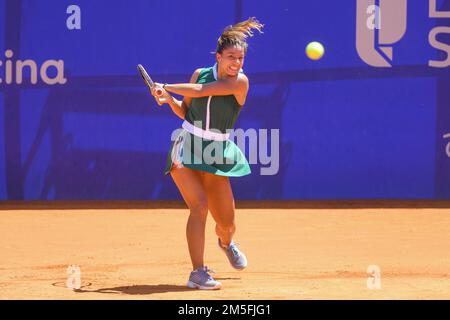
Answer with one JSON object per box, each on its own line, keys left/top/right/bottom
{"left": 187, "top": 266, "right": 222, "bottom": 290}
{"left": 218, "top": 238, "right": 248, "bottom": 270}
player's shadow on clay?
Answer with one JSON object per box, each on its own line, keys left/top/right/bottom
{"left": 83, "top": 278, "right": 241, "bottom": 295}
{"left": 89, "top": 284, "right": 193, "bottom": 295}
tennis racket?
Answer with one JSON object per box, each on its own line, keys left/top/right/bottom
{"left": 137, "top": 64, "right": 166, "bottom": 105}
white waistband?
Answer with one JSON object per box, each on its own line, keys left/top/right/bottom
{"left": 182, "top": 120, "right": 229, "bottom": 141}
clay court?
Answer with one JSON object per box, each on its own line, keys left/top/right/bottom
{"left": 1, "top": 203, "right": 449, "bottom": 300}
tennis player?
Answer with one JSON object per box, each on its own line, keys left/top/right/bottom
{"left": 150, "top": 17, "right": 263, "bottom": 290}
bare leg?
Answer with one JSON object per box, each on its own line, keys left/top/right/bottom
{"left": 202, "top": 172, "right": 236, "bottom": 246}
{"left": 170, "top": 167, "right": 208, "bottom": 270}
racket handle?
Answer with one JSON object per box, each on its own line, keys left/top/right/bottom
{"left": 152, "top": 87, "right": 167, "bottom": 105}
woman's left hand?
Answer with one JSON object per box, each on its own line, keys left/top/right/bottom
{"left": 151, "top": 83, "right": 173, "bottom": 105}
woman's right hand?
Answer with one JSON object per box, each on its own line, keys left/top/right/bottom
{"left": 150, "top": 84, "right": 161, "bottom": 97}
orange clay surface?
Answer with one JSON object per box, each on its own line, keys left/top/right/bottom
{"left": 1, "top": 208, "right": 450, "bottom": 299}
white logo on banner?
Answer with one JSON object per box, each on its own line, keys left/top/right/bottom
{"left": 0, "top": 50, "right": 67, "bottom": 85}
{"left": 356, "top": 0, "right": 407, "bottom": 67}
{"left": 356, "top": 0, "right": 450, "bottom": 68}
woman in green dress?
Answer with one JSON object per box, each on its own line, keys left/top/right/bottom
{"left": 150, "top": 17, "right": 263, "bottom": 290}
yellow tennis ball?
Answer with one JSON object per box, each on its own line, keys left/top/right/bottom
{"left": 306, "top": 41, "right": 325, "bottom": 60}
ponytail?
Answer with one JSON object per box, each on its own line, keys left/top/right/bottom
{"left": 216, "top": 17, "right": 264, "bottom": 54}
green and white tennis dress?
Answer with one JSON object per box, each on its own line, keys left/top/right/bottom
{"left": 164, "top": 64, "right": 251, "bottom": 177}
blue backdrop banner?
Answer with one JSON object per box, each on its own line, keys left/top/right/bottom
{"left": 0, "top": 0, "right": 449, "bottom": 200}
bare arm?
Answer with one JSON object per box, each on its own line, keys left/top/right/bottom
{"left": 151, "top": 69, "right": 201, "bottom": 120}
{"left": 163, "top": 73, "right": 249, "bottom": 104}
{"left": 164, "top": 97, "right": 185, "bottom": 120}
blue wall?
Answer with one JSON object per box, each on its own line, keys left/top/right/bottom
{"left": 0, "top": 0, "right": 449, "bottom": 200}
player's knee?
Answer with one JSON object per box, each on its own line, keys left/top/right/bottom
{"left": 189, "top": 198, "right": 208, "bottom": 217}
{"left": 217, "top": 220, "right": 236, "bottom": 233}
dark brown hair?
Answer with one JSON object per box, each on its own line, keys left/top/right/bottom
{"left": 216, "top": 17, "right": 264, "bottom": 54}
